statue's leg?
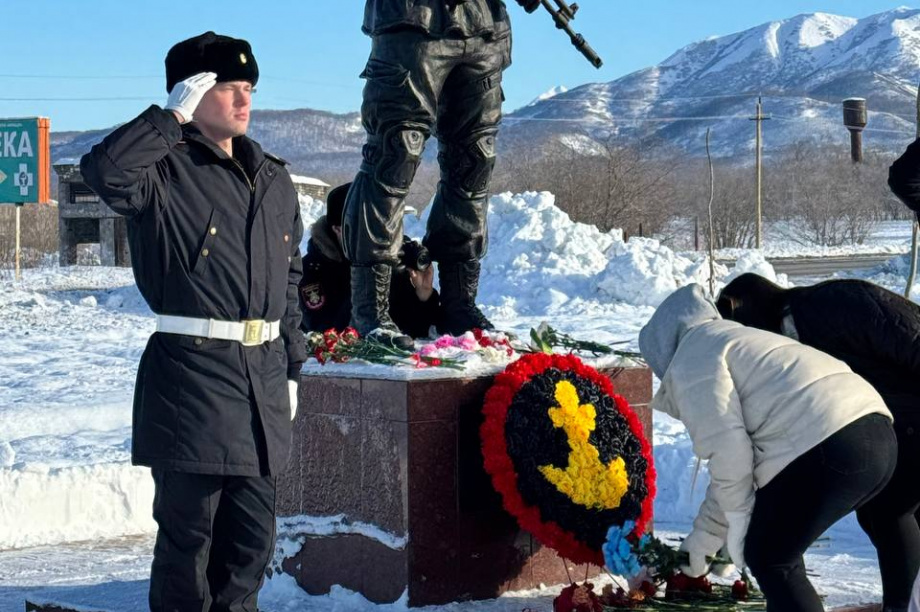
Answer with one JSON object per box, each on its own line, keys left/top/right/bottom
{"left": 343, "top": 32, "right": 441, "bottom": 266}
{"left": 343, "top": 32, "right": 452, "bottom": 342}
{"left": 425, "top": 35, "right": 511, "bottom": 335}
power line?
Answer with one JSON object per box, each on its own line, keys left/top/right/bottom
{"left": 507, "top": 114, "right": 761, "bottom": 123}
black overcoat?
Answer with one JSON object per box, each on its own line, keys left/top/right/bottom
{"left": 81, "top": 105, "right": 307, "bottom": 476}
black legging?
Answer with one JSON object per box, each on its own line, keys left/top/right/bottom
{"left": 858, "top": 423, "right": 920, "bottom": 610}
{"left": 745, "top": 414, "right": 898, "bottom": 612}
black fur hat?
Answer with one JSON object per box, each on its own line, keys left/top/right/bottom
{"left": 326, "top": 183, "right": 352, "bottom": 227}
{"left": 165, "top": 31, "right": 259, "bottom": 93}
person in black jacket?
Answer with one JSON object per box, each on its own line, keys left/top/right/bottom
{"left": 889, "top": 138, "right": 920, "bottom": 222}
{"left": 718, "top": 274, "right": 920, "bottom": 612}
{"left": 300, "top": 183, "right": 440, "bottom": 339}
{"left": 343, "top": 0, "right": 539, "bottom": 346}
{"left": 80, "top": 32, "right": 305, "bottom": 612}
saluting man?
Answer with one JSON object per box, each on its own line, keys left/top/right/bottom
{"left": 80, "top": 32, "right": 306, "bottom": 612}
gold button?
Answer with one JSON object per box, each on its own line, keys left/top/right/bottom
{"left": 210, "top": 227, "right": 217, "bottom": 236}
{"left": 202, "top": 248, "right": 210, "bottom": 257}
{"left": 283, "top": 234, "right": 290, "bottom": 243}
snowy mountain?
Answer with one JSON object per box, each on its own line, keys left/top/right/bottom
{"left": 528, "top": 85, "right": 569, "bottom": 106}
{"left": 504, "top": 7, "right": 920, "bottom": 157}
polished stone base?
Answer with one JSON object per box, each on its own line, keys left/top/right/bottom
{"left": 279, "top": 364, "right": 653, "bottom": 606}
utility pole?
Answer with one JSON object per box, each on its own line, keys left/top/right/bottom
{"left": 749, "top": 97, "right": 770, "bottom": 249}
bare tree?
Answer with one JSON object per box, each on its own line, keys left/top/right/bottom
{"left": 0, "top": 204, "right": 59, "bottom": 272}
{"left": 767, "top": 143, "right": 888, "bottom": 247}
{"left": 492, "top": 133, "right": 683, "bottom": 237}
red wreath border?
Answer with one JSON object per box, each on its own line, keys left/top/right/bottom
{"left": 480, "top": 352, "right": 657, "bottom": 565}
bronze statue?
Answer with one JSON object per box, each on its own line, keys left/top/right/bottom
{"left": 343, "top": 0, "right": 540, "bottom": 346}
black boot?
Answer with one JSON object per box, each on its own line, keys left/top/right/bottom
{"left": 437, "top": 260, "right": 494, "bottom": 336}
{"left": 350, "top": 264, "right": 414, "bottom": 350}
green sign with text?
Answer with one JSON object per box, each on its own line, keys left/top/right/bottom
{"left": 0, "top": 117, "right": 51, "bottom": 204}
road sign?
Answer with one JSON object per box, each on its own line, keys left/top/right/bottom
{"left": 0, "top": 117, "right": 51, "bottom": 205}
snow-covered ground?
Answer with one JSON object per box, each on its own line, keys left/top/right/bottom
{"left": 661, "top": 217, "right": 916, "bottom": 260}
{"left": 1, "top": 191, "right": 908, "bottom": 611}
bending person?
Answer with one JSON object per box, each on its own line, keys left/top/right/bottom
{"left": 639, "top": 284, "right": 896, "bottom": 612}
{"left": 719, "top": 273, "right": 920, "bottom": 612}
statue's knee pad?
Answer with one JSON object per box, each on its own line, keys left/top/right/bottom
{"left": 441, "top": 133, "right": 497, "bottom": 198}
{"left": 373, "top": 126, "right": 427, "bottom": 196}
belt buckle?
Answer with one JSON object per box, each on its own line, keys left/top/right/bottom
{"left": 242, "top": 320, "right": 265, "bottom": 346}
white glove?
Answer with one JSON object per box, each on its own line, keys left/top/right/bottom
{"left": 710, "top": 545, "right": 737, "bottom": 578}
{"left": 725, "top": 511, "right": 751, "bottom": 569}
{"left": 679, "top": 551, "right": 711, "bottom": 578}
{"left": 288, "top": 380, "right": 299, "bottom": 421}
{"left": 165, "top": 72, "right": 217, "bottom": 124}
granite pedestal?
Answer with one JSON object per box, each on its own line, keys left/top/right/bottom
{"left": 277, "top": 362, "right": 653, "bottom": 606}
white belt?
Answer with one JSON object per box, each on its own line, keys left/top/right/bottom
{"left": 155, "top": 315, "right": 281, "bottom": 347}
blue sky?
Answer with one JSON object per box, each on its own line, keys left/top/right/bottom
{"left": 2, "top": 1, "right": 912, "bottom": 131}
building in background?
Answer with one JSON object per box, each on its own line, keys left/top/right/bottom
{"left": 291, "top": 175, "right": 330, "bottom": 201}
{"left": 54, "top": 161, "right": 129, "bottom": 267}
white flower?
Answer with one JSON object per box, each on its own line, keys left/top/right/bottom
{"left": 479, "top": 346, "right": 507, "bottom": 363}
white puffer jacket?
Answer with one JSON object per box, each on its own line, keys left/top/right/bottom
{"left": 638, "top": 284, "right": 892, "bottom": 558}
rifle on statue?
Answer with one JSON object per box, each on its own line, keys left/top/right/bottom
{"left": 537, "top": 0, "right": 604, "bottom": 68}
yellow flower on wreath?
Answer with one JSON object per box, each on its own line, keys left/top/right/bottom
{"left": 539, "top": 380, "right": 630, "bottom": 510}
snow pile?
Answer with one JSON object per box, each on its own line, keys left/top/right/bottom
{"left": 723, "top": 249, "right": 791, "bottom": 287}
{"left": 411, "top": 191, "right": 744, "bottom": 313}
{"left": 411, "top": 191, "right": 622, "bottom": 315}
{"left": 598, "top": 238, "right": 728, "bottom": 307}
{"left": 298, "top": 194, "right": 327, "bottom": 254}
{"left": 0, "top": 462, "right": 155, "bottom": 549}
{"left": 0, "top": 267, "right": 153, "bottom": 549}
{"left": 306, "top": 190, "right": 740, "bottom": 315}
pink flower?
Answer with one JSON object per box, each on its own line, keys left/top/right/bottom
{"left": 434, "top": 335, "right": 455, "bottom": 349}
{"left": 419, "top": 343, "right": 438, "bottom": 356}
{"left": 459, "top": 332, "right": 478, "bottom": 351}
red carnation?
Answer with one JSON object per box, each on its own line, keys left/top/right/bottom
{"left": 341, "top": 327, "right": 359, "bottom": 343}
{"left": 732, "top": 580, "right": 749, "bottom": 600}
{"left": 553, "top": 583, "right": 603, "bottom": 612}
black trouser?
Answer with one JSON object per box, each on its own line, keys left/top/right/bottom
{"left": 745, "top": 414, "right": 897, "bottom": 612}
{"left": 342, "top": 30, "right": 511, "bottom": 266}
{"left": 148, "top": 469, "right": 277, "bottom": 612}
{"left": 857, "top": 423, "right": 920, "bottom": 609}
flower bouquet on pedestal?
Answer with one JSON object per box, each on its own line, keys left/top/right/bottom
{"left": 527, "top": 322, "right": 642, "bottom": 359}
{"left": 306, "top": 328, "right": 464, "bottom": 369}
